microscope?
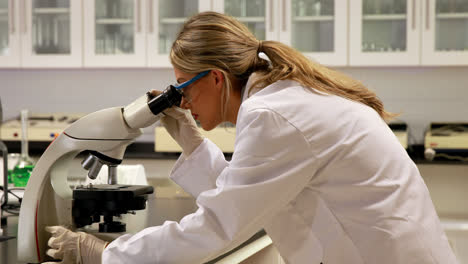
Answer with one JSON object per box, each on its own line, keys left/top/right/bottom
{"left": 17, "top": 86, "right": 183, "bottom": 263}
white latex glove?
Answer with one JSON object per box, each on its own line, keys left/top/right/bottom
{"left": 44, "top": 226, "right": 107, "bottom": 264}
{"left": 161, "top": 106, "right": 204, "bottom": 156}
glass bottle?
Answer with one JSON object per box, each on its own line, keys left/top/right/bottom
{"left": 12, "top": 110, "right": 35, "bottom": 187}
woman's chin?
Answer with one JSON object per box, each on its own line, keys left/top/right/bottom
{"left": 200, "top": 121, "right": 217, "bottom": 131}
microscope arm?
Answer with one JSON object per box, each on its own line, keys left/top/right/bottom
{"left": 65, "top": 85, "right": 181, "bottom": 160}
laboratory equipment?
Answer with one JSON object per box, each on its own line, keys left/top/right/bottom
{"left": 0, "top": 112, "right": 84, "bottom": 142}
{"left": 11, "top": 110, "right": 35, "bottom": 187}
{"left": 17, "top": 85, "right": 184, "bottom": 263}
{"left": 389, "top": 122, "right": 408, "bottom": 149}
{"left": 424, "top": 122, "right": 468, "bottom": 161}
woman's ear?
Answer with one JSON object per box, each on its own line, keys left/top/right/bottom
{"left": 211, "top": 69, "right": 225, "bottom": 91}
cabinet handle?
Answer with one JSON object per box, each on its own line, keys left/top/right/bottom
{"left": 282, "top": 0, "right": 286, "bottom": 31}
{"left": 269, "top": 0, "right": 274, "bottom": 32}
{"left": 9, "top": 0, "right": 14, "bottom": 34}
{"left": 148, "top": 0, "right": 153, "bottom": 33}
{"left": 426, "top": 0, "right": 430, "bottom": 30}
{"left": 22, "top": 0, "right": 27, "bottom": 34}
{"left": 412, "top": 0, "right": 416, "bottom": 30}
{"left": 136, "top": 0, "right": 141, "bottom": 33}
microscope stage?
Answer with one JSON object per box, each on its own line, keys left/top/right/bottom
{"left": 72, "top": 184, "right": 154, "bottom": 231}
{"left": 73, "top": 184, "right": 154, "bottom": 200}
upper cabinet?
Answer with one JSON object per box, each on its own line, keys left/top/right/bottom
{"left": 147, "top": 0, "right": 211, "bottom": 67}
{"left": 350, "top": 0, "right": 468, "bottom": 66}
{"left": 421, "top": 0, "right": 468, "bottom": 65}
{"left": 212, "top": 0, "right": 276, "bottom": 40}
{"left": 1, "top": 0, "right": 467, "bottom": 68}
{"left": 349, "top": 0, "right": 420, "bottom": 66}
{"left": 0, "top": 0, "right": 82, "bottom": 68}
{"left": 83, "top": 0, "right": 147, "bottom": 67}
{"left": 214, "top": 0, "right": 348, "bottom": 66}
{"left": 0, "top": 0, "right": 21, "bottom": 67}
{"left": 286, "top": 0, "right": 348, "bottom": 66}
{"left": 83, "top": 0, "right": 210, "bottom": 68}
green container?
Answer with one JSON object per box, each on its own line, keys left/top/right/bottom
{"left": 11, "top": 164, "right": 34, "bottom": 187}
{"left": 7, "top": 169, "right": 13, "bottom": 184}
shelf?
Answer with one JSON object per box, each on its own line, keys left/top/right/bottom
{"left": 236, "top": 16, "right": 264, "bottom": 23}
{"left": 363, "top": 14, "right": 406, "bottom": 21}
{"left": 436, "top": 12, "right": 468, "bottom": 19}
{"left": 160, "top": 17, "right": 186, "bottom": 24}
{"left": 33, "top": 8, "right": 70, "bottom": 15}
{"left": 293, "top": 15, "right": 334, "bottom": 22}
{"left": 96, "top": 18, "right": 133, "bottom": 25}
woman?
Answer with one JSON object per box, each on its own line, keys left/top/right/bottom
{"left": 46, "top": 12, "right": 457, "bottom": 264}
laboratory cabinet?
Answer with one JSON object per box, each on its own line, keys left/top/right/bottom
{"left": 349, "top": 0, "right": 468, "bottom": 66}
{"left": 83, "top": 0, "right": 211, "bottom": 67}
{"left": 213, "top": 0, "right": 348, "bottom": 66}
{"left": 0, "top": 0, "right": 82, "bottom": 68}
{"left": 421, "top": 0, "right": 468, "bottom": 65}
{"left": 147, "top": 0, "right": 212, "bottom": 67}
{"left": 0, "top": 0, "right": 20, "bottom": 67}
{"left": 1, "top": 0, "right": 468, "bottom": 68}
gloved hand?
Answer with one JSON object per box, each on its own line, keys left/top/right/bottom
{"left": 161, "top": 106, "right": 204, "bottom": 156}
{"left": 45, "top": 226, "right": 107, "bottom": 264}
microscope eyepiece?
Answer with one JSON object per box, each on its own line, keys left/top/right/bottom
{"left": 123, "top": 85, "right": 182, "bottom": 129}
{"left": 147, "top": 85, "right": 182, "bottom": 115}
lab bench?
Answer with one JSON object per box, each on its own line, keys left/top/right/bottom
{"left": 0, "top": 177, "right": 283, "bottom": 264}
{"left": 4, "top": 141, "right": 468, "bottom": 165}
{"left": 1, "top": 141, "right": 467, "bottom": 263}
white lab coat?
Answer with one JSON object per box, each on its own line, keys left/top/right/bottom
{"left": 103, "top": 77, "right": 458, "bottom": 264}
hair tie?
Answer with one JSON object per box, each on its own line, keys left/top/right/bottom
{"left": 257, "top": 41, "right": 263, "bottom": 54}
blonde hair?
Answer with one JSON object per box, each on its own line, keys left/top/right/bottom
{"left": 170, "top": 11, "right": 396, "bottom": 122}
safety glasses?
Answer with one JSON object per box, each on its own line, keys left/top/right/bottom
{"left": 174, "top": 70, "right": 210, "bottom": 89}
{"left": 174, "top": 70, "right": 210, "bottom": 104}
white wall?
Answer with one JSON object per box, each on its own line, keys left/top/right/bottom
{"left": 1, "top": 66, "right": 468, "bottom": 142}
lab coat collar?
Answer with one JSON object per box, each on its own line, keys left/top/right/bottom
{"left": 241, "top": 73, "right": 262, "bottom": 103}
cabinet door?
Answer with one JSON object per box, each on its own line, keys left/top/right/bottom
{"left": 0, "top": 0, "right": 21, "bottom": 67}
{"left": 422, "top": 0, "right": 468, "bottom": 65}
{"left": 84, "top": 0, "right": 146, "bottom": 67}
{"left": 213, "top": 0, "right": 278, "bottom": 41}
{"left": 350, "top": 0, "right": 420, "bottom": 66}
{"left": 21, "top": 0, "right": 81, "bottom": 67}
{"left": 281, "top": 0, "right": 347, "bottom": 66}
{"left": 147, "top": 0, "right": 210, "bottom": 68}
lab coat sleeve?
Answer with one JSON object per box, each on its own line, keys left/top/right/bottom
{"left": 102, "top": 107, "right": 317, "bottom": 264}
{"left": 170, "top": 138, "right": 229, "bottom": 198}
